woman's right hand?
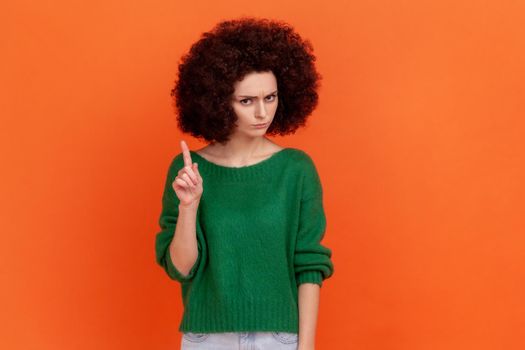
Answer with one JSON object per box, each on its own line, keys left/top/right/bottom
{"left": 172, "top": 140, "right": 203, "bottom": 208}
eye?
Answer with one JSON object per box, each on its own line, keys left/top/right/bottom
{"left": 239, "top": 94, "right": 277, "bottom": 105}
{"left": 266, "top": 94, "right": 277, "bottom": 102}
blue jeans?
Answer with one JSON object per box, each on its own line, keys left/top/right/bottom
{"left": 180, "top": 331, "right": 299, "bottom": 349}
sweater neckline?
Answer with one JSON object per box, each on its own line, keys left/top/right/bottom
{"left": 189, "top": 148, "right": 291, "bottom": 181}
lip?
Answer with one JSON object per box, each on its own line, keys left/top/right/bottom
{"left": 252, "top": 122, "right": 269, "bottom": 127}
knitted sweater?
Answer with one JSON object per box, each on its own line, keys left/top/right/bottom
{"left": 154, "top": 147, "right": 334, "bottom": 333}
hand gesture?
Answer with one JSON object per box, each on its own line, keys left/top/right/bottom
{"left": 172, "top": 140, "right": 203, "bottom": 208}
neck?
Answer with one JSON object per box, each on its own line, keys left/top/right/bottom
{"left": 211, "top": 136, "right": 271, "bottom": 159}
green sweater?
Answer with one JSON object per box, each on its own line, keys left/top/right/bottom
{"left": 154, "top": 147, "right": 334, "bottom": 333}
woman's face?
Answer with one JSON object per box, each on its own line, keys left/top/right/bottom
{"left": 230, "top": 70, "right": 278, "bottom": 138}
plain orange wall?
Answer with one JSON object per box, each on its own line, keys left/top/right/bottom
{"left": 1, "top": 0, "right": 524, "bottom": 349}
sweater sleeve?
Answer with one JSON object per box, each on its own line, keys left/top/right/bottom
{"left": 154, "top": 155, "right": 202, "bottom": 283}
{"left": 294, "top": 155, "right": 335, "bottom": 288}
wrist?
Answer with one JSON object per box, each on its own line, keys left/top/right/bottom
{"left": 179, "top": 201, "right": 199, "bottom": 211}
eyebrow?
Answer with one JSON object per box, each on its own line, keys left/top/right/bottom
{"left": 237, "top": 90, "right": 278, "bottom": 98}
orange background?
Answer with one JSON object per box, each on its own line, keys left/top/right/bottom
{"left": 1, "top": 1, "right": 524, "bottom": 349}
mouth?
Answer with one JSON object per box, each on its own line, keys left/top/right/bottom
{"left": 252, "top": 122, "right": 269, "bottom": 127}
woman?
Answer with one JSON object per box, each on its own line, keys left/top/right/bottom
{"left": 155, "top": 17, "right": 335, "bottom": 349}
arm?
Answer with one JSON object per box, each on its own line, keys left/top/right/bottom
{"left": 298, "top": 283, "right": 320, "bottom": 350}
{"left": 169, "top": 202, "right": 199, "bottom": 277}
{"left": 155, "top": 156, "right": 202, "bottom": 283}
{"left": 294, "top": 155, "right": 335, "bottom": 348}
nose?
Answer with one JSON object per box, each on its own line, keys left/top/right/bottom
{"left": 255, "top": 99, "right": 267, "bottom": 119}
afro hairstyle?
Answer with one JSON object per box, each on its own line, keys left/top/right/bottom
{"left": 171, "top": 16, "right": 322, "bottom": 144}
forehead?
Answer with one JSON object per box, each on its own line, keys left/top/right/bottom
{"left": 233, "top": 71, "right": 277, "bottom": 93}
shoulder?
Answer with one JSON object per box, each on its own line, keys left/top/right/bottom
{"left": 283, "top": 147, "right": 310, "bottom": 160}
{"left": 165, "top": 152, "right": 185, "bottom": 178}
{"left": 285, "top": 147, "right": 319, "bottom": 171}
{"left": 171, "top": 152, "right": 184, "bottom": 166}
{"left": 284, "top": 148, "right": 323, "bottom": 199}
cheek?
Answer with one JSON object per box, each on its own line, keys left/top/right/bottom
{"left": 232, "top": 105, "right": 244, "bottom": 116}
{"left": 233, "top": 108, "right": 251, "bottom": 122}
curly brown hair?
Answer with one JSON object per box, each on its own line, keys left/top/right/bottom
{"left": 170, "top": 16, "right": 322, "bottom": 144}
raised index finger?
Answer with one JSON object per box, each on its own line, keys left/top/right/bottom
{"left": 180, "top": 140, "right": 193, "bottom": 167}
